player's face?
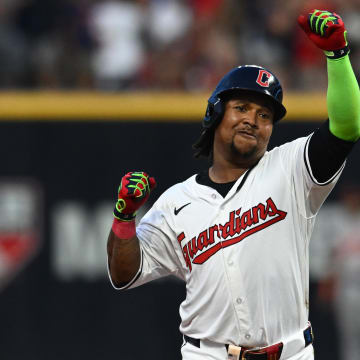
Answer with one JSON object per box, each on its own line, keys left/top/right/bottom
{"left": 214, "top": 94, "right": 274, "bottom": 165}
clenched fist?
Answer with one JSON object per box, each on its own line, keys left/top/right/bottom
{"left": 114, "top": 171, "right": 156, "bottom": 221}
{"left": 298, "top": 9, "right": 349, "bottom": 59}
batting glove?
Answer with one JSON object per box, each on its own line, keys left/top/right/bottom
{"left": 114, "top": 171, "right": 156, "bottom": 221}
{"left": 298, "top": 9, "right": 349, "bottom": 59}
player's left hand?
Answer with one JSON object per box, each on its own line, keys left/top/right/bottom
{"left": 298, "top": 9, "right": 349, "bottom": 58}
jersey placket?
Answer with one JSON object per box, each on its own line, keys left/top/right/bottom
{"left": 218, "top": 191, "right": 253, "bottom": 345}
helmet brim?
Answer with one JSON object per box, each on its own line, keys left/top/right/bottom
{"left": 216, "top": 87, "right": 287, "bottom": 122}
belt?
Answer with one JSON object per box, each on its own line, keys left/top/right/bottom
{"left": 225, "top": 342, "right": 283, "bottom": 360}
{"left": 184, "top": 324, "right": 313, "bottom": 360}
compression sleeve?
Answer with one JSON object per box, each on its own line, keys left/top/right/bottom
{"left": 327, "top": 55, "right": 360, "bottom": 141}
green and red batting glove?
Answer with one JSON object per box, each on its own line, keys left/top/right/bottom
{"left": 298, "top": 9, "right": 349, "bottom": 59}
{"left": 114, "top": 171, "right": 156, "bottom": 222}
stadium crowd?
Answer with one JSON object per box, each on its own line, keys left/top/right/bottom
{"left": 0, "top": 0, "right": 359, "bottom": 92}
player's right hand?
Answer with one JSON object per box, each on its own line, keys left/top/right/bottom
{"left": 298, "top": 9, "right": 349, "bottom": 58}
{"left": 113, "top": 171, "right": 156, "bottom": 221}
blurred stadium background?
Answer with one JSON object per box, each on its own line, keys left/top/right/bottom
{"left": 0, "top": 0, "right": 360, "bottom": 359}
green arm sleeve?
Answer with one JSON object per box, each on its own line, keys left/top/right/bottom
{"left": 327, "top": 54, "right": 360, "bottom": 141}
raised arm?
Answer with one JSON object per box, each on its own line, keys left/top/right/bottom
{"left": 298, "top": 10, "right": 360, "bottom": 140}
{"left": 107, "top": 172, "right": 156, "bottom": 287}
{"left": 327, "top": 53, "right": 360, "bottom": 141}
{"left": 297, "top": 10, "right": 360, "bottom": 184}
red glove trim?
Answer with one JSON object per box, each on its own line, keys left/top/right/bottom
{"left": 297, "top": 10, "right": 347, "bottom": 52}
{"left": 111, "top": 218, "right": 136, "bottom": 239}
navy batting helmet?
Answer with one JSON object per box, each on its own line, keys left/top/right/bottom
{"left": 203, "top": 65, "right": 287, "bottom": 129}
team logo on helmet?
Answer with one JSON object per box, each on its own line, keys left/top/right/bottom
{"left": 256, "top": 69, "right": 272, "bottom": 87}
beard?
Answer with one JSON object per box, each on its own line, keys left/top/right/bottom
{"left": 230, "top": 138, "right": 258, "bottom": 159}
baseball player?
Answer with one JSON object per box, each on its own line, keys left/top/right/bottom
{"left": 107, "top": 10, "right": 360, "bottom": 360}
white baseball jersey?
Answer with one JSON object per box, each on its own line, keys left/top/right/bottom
{"left": 109, "top": 134, "right": 344, "bottom": 347}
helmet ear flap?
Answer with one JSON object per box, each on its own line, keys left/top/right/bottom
{"left": 203, "top": 96, "right": 224, "bottom": 129}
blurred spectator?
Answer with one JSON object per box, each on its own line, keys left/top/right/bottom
{"left": 14, "top": 0, "right": 93, "bottom": 88}
{"left": 0, "top": 0, "right": 360, "bottom": 91}
{"left": 182, "top": 0, "right": 239, "bottom": 91}
{"left": 310, "top": 183, "right": 360, "bottom": 360}
{"left": 190, "top": 0, "right": 223, "bottom": 19}
{"left": 236, "top": 0, "right": 296, "bottom": 90}
{"left": 335, "top": 0, "right": 360, "bottom": 79}
{"left": 137, "top": 0, "right": 238, "bottom": 91}
{"left": 327, "top": 185, "right": 360, "bottom": 360}
{"left": 0, "top": 1, "right": 28, "bottom": 88}
{"left": 88, "top": 0, "right": 146, "bottom": 91}
{"left": 147, "top": 0, "right": 192, "bottom": 49}
{"left": 138, "top": 0, "right": 193, "bottom": 90}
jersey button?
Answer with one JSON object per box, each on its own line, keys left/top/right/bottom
{"left": 236, "top": 297, "right": 243, "bottom": 304}
{"left": 211, "top": 194, "right": 217, "bottom": 199}
{"left": 245, "top": 334, "right": 251, "bottom": 340}
{"left": 228, "top": 260, "right": 233, "bottom": 266}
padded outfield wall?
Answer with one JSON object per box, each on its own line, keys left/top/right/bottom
{"left": 0, "top": 93, "right": 358, "bottom": 360}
